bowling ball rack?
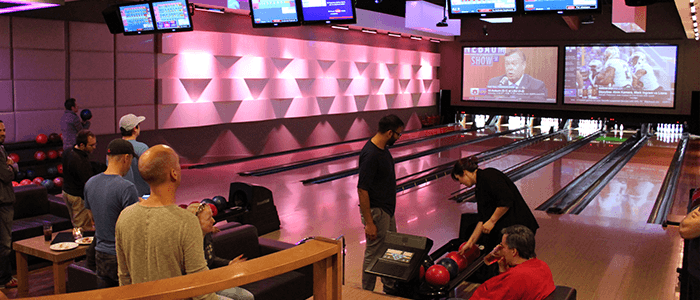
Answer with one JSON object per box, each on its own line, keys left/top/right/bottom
{"left": 391, "top": 238, "right": 487, "bottom": 299}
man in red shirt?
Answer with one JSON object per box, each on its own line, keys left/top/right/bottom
{"left": 470, "top": 225, "right": 555, "bottom": 300}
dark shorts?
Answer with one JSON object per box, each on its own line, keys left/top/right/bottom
{"left": 95, "top": 251, "right": 118, "bottom": 287}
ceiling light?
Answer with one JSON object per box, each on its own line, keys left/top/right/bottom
{"left": 693, "top": 15, "right": 697, "bottom": 21}
{"left": 410, "top": 36, "right": 422, "bottom": 40}
{"left": 362, "top": 28, "right": 377, "bottom": 34}
{"left": 694, "top": 22, "right": 698, "bottom": 27}
{"left": 695, "top": 27, "right": 699, "bottom": 32}
{"left": 388, "top": 32, "right": 402, "bottom": 37}
{"left": 331, "top": 25, "right": 349, "bottom": 30}
{"left": 692, "top": 6, "right": 696, "bottom": 13}
{"left": 429, "top": 39, "right": 440, "bottom": 43}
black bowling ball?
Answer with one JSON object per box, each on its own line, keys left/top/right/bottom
{"left": 80, "top": 109, "right": 92, "bottom": 121}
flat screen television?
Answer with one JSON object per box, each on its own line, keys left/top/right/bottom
{"left": 152, "top": 0, "right": 193, "bottom": 33}
{"left": 448, "top": 0, "right": 517, "bottom": 18}
{"left": 563, "top": 45, "right": 678, "bottom": 108}
{"left": 119, "top": 3, "right": 156, "bottom": 35}
{"left": 461, "top": 46, "right": 558, "bottom": 104}
{"left": 523, "top": 0, "right": 599, "bottom": 14}
{"left": 300, "top": 0, "right": 356, "bottom": 24}
{"left": 250, "top": 0, "right": 301, "bottom": 27}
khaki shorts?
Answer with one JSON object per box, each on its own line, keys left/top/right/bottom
{"left": 62, "top": 192, "right": 94, "bottom": 230}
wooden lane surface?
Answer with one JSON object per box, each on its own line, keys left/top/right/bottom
{"left": 22, "top": 238, "right": 341, "bottom": 300}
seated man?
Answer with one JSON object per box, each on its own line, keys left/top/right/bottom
{"left": 470, "top": 225, "right": 555, "bottom": 300}
{"left": 115, "top": 145, "right": 218, "bottom": 300}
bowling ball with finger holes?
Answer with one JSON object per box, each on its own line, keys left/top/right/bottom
{"left": 34, "top": 151, "right": 46, "bottom": 161}
{"left": 425, "top": 264, "right": 450, "bottom": 286}
{"left": 8, "top": 153, "right": 19, "bottom": 163}
{"left": 80, "top": 109, "right": 92, "bottom": 121}
{"left": 36, "top": 134, "right": 48, "bottom": 145}
{"left": 446, "top": 251, "right": 468, "bottom": 272}
{"left": 206, "top": 203, "right": 218, "bottom": 216}
{"left": 53, "top": 177, "right": 63, "bottom": 188}
{"left": 437, "top": 257, "right": 459, "bottom": 279}
{"left": 19, "top": 179, "right": 31, "bottom": 186}
{"left": 32, "top": 177, "right": 44, "bottom": 185}
{"left": 459, "top": 242, "right": 481, "bottom": 264}
{"left": 47, "top": 150, "right": 58, "bottom": 160}
{"left": 57, "top": 164, "right": 63, "bottom": 174}
{"left": 211, "top": 195, "right": 227, "bottom": 211}
{"left": 41, "top": 179, "right": 54, "bottom": 189}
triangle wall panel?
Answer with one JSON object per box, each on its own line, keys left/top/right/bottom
{"left": 286, "top": 97, "right": 321, "bottom": 118}
{"left": 202, "top": 130, "right": 254, "bottom": 159}
{"left": 232, "top": 99, "right": 277, "bottom": 122}
{"left": 259, "top": 78, "right": 302, "bottom": 99}
{"left": 179, "top": 78, "right": 212, "bottom": 102}
{"left": 270, "top": 98, "right": 294, "bottom": 119}
{"left": 159, "top": 79, "right": 190, "bottom": 104}
{"left": 325, "top": 61, "right": 359, "bottom": 79}
{"left": 212, "top": 101, "right": 242, "bottom": 123}
{"left": 365, "top": 94, "right": 388, "bottom": 111}
{"left": 244, "top": 78, "right": 270, "bottom": 100}
{"left": 316, "top": 96, "right": 335, "bottom": 115}
{"left": 279, "top": 59, "right": 323, "bottom": 79}
{"left": 328, "top": 95, "right": 357, "bottom": 115}
{"left": 199, "top": 78, "right": 254, "bottom": 102}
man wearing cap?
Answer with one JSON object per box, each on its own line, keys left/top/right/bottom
{"left": 118, "top": 114, "right": 150, "bottom": 197}
{"left": 84, "top": 139, "right": 139, "bottom": 288}
{"left": 60, "top": 98, "right": 90, "bottom": 151}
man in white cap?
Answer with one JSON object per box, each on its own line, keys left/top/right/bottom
{"left": 118, "top": 114, "right": 150, "bottom": 197}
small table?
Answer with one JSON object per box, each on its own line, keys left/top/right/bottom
{"left": 12, "top": 232, "right": 88, "bottom": 297}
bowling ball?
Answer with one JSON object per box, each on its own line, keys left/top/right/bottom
{"left": 52, "top": 177, "right": 63, "bottom": 188}
{"left": 211, "top": 195, "right": 227, "bottom": 211}
{"left": 19, "top": 179, "right": 32, "bottom": 186}
{"left": 32, "top": 177, "right": 45, "bottom": 185}
{"left": 41, "top": 179, "right": 54, "bottom": 189}
{"left": 47, "top": 166, "right": 58, "bottom": 176}
{"left": 206, "top": 203, "right": 218, "bottom": 216}
{"left": 12, "top": 181, "right": 18, "bottom": 187}
{"left": 47, "top": 150, "right": 58, "bottom": 160}
{"left": 34, "top": 150, "right": 46, "bottom": 161}
{"left": 16, "top": 171, "right": 25, "bottom": 180}
{"left": 57, "top": 164, "right": 63, "bottom": 174}
{"left": 48, "top": 133, "right": 60, "bottom": 143}
{"left": 178, "top": 204, "right": 188, "bottom": 209}
{"left": 58, "top": 149, "right": 63, "bottom": 157}
{"left": 446, "top": 251, "right": 468, "bottom": 272}
{"left": 25, "top": 169, "right": 36, "bottom": 178}
{"left": 460, "top": 243, "right": 481, "bottom": 264}
{"left": 201, "top": 199, "right": 216, "bottom": 214}
{"left": 36, "top": 134, "right": 48, "bottom": 145}
{"left": 8, "top": 153, "right": 19, "bottom": 163}
{"left": 437, "top": 257, "right": 459, "bottom": 279}
{"left": 80, "top": 109, "right": 92, "bottom": 121}
{"left": 425, "top": 265, "right": 450, "bottom": 286}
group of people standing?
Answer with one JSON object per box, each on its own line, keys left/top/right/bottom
{"left": 358, "top": 114, "right": 555, "bottom": 299}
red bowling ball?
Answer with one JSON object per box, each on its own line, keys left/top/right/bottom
{"left": 52, "top": 177, "right": 63, "bottom": 188}
{"left": 460, "top": 242, "right": 481, "bottom": 264}
{"left": 207, "top": 203, "right": 218, "bottom": 216}
{"left": 8, "top": 153, "right": 19, "bottom": 163}
{"left": 425, "top": 264, "right": 450, "bottom": 286}
{"left": 34, "top": 150, "right": 46, "bottom": 161}
{"left": 12, "top": 181, "right": 18, "bottom": 187}
{"left": 19, "top": 179, "right": 32, "bottom": 186}
{"left": 446, "top": 251, "right": 468, "bottom": 271}
{"left": 32, "top": 177, "right": 44, "bottom": 185}
{"left": 47, "top": 150, "right": 58, "bottom": 160}
{"left": 35, "top": 134, "right": 48, "bottom": 144}
{"left": 57, "top": 164, "right": 63, "bottom": 174}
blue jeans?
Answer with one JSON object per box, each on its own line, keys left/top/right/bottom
{"left": 0, "top": 204, "right": 13, "bottom": 285}
{"left": 360, "top": 207, "right": 397, "bottom": 292}
{"left": 95, "top": 251, "right": 119, "bottom": 288}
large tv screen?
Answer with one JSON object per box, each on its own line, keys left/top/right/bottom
{"left": 563, "top": 45, "right": 678, "bottom": 108}
{"left": 523, "top": 0, "right": 598, "bottom": 13}
{"left": 250, "top": 0, "right": 301, "bottom": 27}
{"left": 152, "top": 0, "right": 193, "bottom": 33}
{"left": 461, "top": 46, "right": 558, "bottom": 104}
{"left": 448, "top": 0, "right": 517, "bottom": 17}
{"left": 119, "top": 3, "right": 156, "bottom": 35}
{"left": 300, "top": 0, "right": 356, "bottom": 24}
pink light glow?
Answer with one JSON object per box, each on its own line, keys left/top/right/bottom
{"left": 259, "top": 125, "right": 303, "bottom": 154}
{"left": 305, "top": 121, "right": 342, "bottom": 147}
{"left": 0, "top": 0, "right": 60, "bottom": 14}
{"left": 285, "top": 97, "right": 321, "bottom": 118}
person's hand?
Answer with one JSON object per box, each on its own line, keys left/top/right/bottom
{"left": 212, "top": 227, "right": 221, "bottom": 234}
{"left": 6, "top": 158, "right": 14, "bottom": 165}
{"left": 229, "top": 254, "right": 246, "bottom": 265}
{"left": 365, "top": 223, "right": 378, "bottom": 241}
{"left": 458, "top": 241, "right": 474, "bottom": 256}
{"left": 482, "top": 220, "right": 495, "bottom": 234}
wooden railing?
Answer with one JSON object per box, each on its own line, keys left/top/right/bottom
{"left": 23, "top": 237, "right": 342, "bottom": 300}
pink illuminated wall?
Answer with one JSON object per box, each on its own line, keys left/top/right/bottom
{"left": 157, "top": 30, "right": 440, "bottom": 129}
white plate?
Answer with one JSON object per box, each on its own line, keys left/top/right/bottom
{"left": 75, "top": 236, "right": 93, "bottom": 245}
{"left": 49, "top": 242, "right": 79, "bottom": 251}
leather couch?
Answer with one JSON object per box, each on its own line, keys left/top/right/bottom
{"left": 11, "top": 185, "right": 71, "bottom": 242}
{"left": 67, "top": 222, "right": 313, "bottom": 300}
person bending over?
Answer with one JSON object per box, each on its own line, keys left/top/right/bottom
{"left": 470, "top": 225, "right": 555, "bottom": 300}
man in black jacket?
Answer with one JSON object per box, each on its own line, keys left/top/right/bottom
{"left": 0, "top": 121, "right": 17, "bottom": 288}
{"left": 62, "top": 129, "right": 97, "bottom": 230}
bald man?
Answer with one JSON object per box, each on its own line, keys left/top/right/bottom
{"left": 115, "top": 145, "right": 217, "bottom": 300}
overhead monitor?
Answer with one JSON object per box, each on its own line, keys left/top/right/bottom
{"left": 523, "top": 0, "right": 599, "bottom": 14}
{"left": 563, "top": 45, "right": 678, "bottom": 108}
{"left": 119, "top": 2, "right": 156, "bottom": 35}
{"left": 300, "top": 0, "right": 356, "bottom": 24}
{"left": 461, "top": 46, "right": 558, "bottom": 104}
{"left": 152, "top": 0, "right": 193, "bottom": 33}
{"left": 249, "top": 0, "right": 301, "bottom": 27}
{"left": 448, "top": 0, "right": 517, "bottom": 18}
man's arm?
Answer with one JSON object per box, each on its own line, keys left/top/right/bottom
{"left": 680, "top": 206, "right": 700, "bottom": 239}
{"left": 182, "top": 220, "right": 218, "bottom": 300}
{"left": 358, "top": 188, "right": 377, "bottom": 240}
{"left": 115, "top": 226, "right": 132, "bottom": 285}
{"left": 0, "top": 158, "right": 14, "bottom": 184}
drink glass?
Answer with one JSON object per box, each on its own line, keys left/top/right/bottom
{"left": 483, "top": 244, "right": 503, "bottom": 265}
{"left": 43, "top": 223, "right": 52, "bottom": 242}
{"left": 72, "top": 227, "right": 83, "bottom": 241}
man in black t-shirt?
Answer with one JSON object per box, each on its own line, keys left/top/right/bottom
{"left": 358, "top": 114, "right": 404, "bottom": 294}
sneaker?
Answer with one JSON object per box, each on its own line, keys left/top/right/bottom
{"left": 3, "top": 277, "right": 17, "bottom": 288}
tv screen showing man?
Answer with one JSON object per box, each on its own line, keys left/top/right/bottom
{"left": 461, "top": 47, "right": 557, "bottom": 104}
